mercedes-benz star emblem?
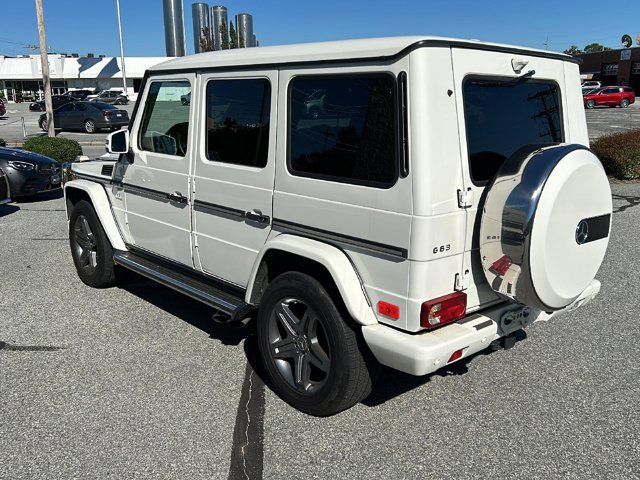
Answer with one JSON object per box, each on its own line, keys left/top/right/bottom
{"left": 575, "top": 220, "right": 589, "bottom": 245}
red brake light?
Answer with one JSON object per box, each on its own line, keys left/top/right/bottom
{"left": 103, "top": 110, "right": 111, "bottom": 118}
{"left": 420, "top": 292, "right": 467, "bottom": 330}
{"left": 377, "top": 301, "right": 400, "bottom": 320}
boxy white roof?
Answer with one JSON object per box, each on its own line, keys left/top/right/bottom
{"left": 150, "top": 36, "right": 574, "bottom": 72}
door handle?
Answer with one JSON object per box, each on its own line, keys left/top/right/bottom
{"left": 167, "top": 191, "right": 187, "bottom": 204}
{"left": 245, "top": 209, "right": 270, "bottom": 224}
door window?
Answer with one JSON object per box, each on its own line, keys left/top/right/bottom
{"left": 462, "top": 78, "right": 563, "bottom": 184}
{"left": 205, "top": 78, "right": 271, "bottom": 167}
{"left": 138, "top": 80, "right": 191, "bottom": 157}
{"left": 56, "top": 103, "right": 74, "bottom": 112}
{"left": 288, "top": 74, "right": 397, "bottom": 188}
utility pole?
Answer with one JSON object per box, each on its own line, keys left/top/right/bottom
{"left": 115, "top": 0, "right": 128, "bottom": 95}
{"left": 35, "top": 0, "right": 54, "bottom": 137}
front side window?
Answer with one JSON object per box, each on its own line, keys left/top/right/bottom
{"left": 139, "top": 80, "right": 191, "bottom": 157}
{"left": 463, "top": 78, "right": 563, "bottom": 184}
{"left": 288, "top": 75, "right": 397, "bottom": 187}
{"left": 206, "top": 78, "right": 271, "bottom": 167}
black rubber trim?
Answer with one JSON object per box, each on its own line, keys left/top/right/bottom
{"left": 74, "top": 172, "right": 112, "bottom": 185}
{"left": 147, "top": 39, "right": 579, "bottom": 78}
{"left": 272, "top": 218, "right": 408, "bottom": 259}
{"left": 121, "top": 183, "right": 188, "bottom": 205}
{"left": 474, "top": 319, "right": 494, "bottom": 330}
{"left": 193, "top": 199, "right": 246, "bottom": 219}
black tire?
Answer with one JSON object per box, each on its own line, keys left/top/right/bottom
{"left": 256, "top": 272, "right": 375, "bottom": 416}
{"left": 84, "top": 119, "right": 96, "bottom": 133}
{"left": 69, "top": 200, "right": 116, "bottom": 288}
{"left": 586, "top": 99, "right": 595, "bottom": 109}
{"left": 620, "top": 98, "right": 630, "bottom": 108}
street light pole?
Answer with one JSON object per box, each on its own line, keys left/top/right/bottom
{"left": 35, "top": 0, "right": 54, "bottom": 137}
{"left": 115, "top": 0, "right": 128, "bottom": 95}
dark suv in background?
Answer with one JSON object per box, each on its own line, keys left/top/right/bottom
{"left": 29, "top": 95, "right": 73, "bottom": 112}
{"left": 63, "top": 90, "right": 95, "bottom": 101}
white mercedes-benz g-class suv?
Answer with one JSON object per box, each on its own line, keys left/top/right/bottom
{"left": 65, "top": 37, "right": 612, "bottom": 416}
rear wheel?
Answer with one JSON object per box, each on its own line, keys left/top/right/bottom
{"left": 84, "top": 119, "right": 96, "bottom": 133}
{"left": 620, "top": 98, "right": 630, "bottom": 108}
{"left": 256, "top": 272, "right": 375, "bottom": 416}
{"left": 69, "top": 200, "right": 116, "bottom": 288}
{"left": 39, "top": 119, "right": 47, "bottom": 131}
{"left": 586, "top": 99, "right": 595, "bottom": 109}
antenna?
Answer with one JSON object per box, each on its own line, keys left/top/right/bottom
{"left": 543, "top": 36, "right": 549, "bottom": 50}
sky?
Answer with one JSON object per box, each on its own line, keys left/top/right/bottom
{"left": 1, "top": 0, "right": 638, "bottom": 58}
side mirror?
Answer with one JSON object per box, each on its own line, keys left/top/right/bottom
{"left": 106, "top": 129, "right": 129, "bottom": 154}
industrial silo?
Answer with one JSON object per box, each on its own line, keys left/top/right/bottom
{"left": 192, "top": 2, "right": 211, "bottom": 53}
{"left": 235, "top": 13, "right": 254, "bottom": 48}
{"left": 211, "top": 5, "right": 229, "bottom": 50}
{"left": 163, "top": 0, "right": 186, "bottom": 56}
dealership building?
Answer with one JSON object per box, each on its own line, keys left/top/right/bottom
{"left": 577, "top": 47, "right": 640, "bottom": 92}
{"left": 0, "top": 54, "right": 169, "bottom": 102}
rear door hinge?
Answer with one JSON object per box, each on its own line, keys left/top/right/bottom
{"left": 455, "top": 270, "right": 471, "bottom": 291}
{"left": 457, "top": 187, "right": 474, "bottom": 208}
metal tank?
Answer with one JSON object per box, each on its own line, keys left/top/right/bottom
{"left": 235, "top": 13, "right": 254, "bottom": 48}
{"left": 163, "top": 0, "right": 186, "bottom": 57}
{"left": 192, "top": 2, "right": 211, "bottom": 53}
{"left": 211, "top": 5, "right": 229, "bottom": 50}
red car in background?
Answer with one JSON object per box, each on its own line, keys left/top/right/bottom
{"left": 0, "top": 98, "right": 5, "bottom": 117}
{"left": 583, "top": 86, "right": 635, "bottom": 109}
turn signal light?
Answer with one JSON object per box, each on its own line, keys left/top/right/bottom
{"left": 420, "top": 292, "right": 467, "bottom": 330}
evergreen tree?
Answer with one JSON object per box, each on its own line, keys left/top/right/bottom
{"left": 220, "top": 22, "right": 229, "bottom": 50}
{"left": 229, "top": 21, "right": 238, "bottom": 49}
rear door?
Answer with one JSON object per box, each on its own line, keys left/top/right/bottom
{"left": 54, "top": 103, "right": 74, "bottom": 128}
{"left": 120, "top": 74, "right": 195, "bottom": 266}
{"left": 451, "top": 48, "right": 567, "bottom": 310}
{"left": 191, "top": 70, "right": 277, "bottom": 287}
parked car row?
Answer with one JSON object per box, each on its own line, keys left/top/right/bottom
{"left": 39, "top": 101, "right": 129, "bottom": 133}
{"left": 0, "top": 97, "right": 5, "bottom": 117}
{"left": 583, "top": 85, "right": 635, "bottom": 109}
{"left": 29, "top": 90, "right": 128, "bottom": 112}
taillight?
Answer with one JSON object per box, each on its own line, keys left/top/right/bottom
{"left": 103, "top": 111, "right": 112, "bottom": 118}
{"left": 420, "top": 292, "right": 467, "bottom": 330}
{"left": 490, "top": 255, "right": 512, "bottom": 276}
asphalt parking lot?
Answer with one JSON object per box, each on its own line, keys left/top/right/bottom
{"left": 2, "top": 101, "right": 640, "bottom": 479}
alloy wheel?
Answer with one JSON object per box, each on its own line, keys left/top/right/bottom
{"left": 72, "top": 215, "right": 98, "bottom": 270}
{"left": 85, "top": 120, "right": 95, "bottom": 133}
{"left": 267, "top": 298, "right": 331, "bottom": 394}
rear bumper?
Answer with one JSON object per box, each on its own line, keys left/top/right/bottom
{"left": 362, "top": 279, "right": 601, "bottom": 376}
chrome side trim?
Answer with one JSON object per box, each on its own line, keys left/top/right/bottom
{"left": 193, "top": 199, "right": 246, "bottom": 220}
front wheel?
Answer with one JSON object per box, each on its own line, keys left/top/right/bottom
{"left": 586, "top": 99, "right": 595, "bottom": 109}
{"left": 620, "top": 98, "right": 630, "bottom": 108}
{"left": 69, "top": 200, "right": 116, "bottom": 288}
{"left": 256, "top": 272, "right": 376, "bottom": 416}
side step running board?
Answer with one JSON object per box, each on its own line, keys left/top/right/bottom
{"left": 113, "top": 250, "right": 255, "bottom": 322}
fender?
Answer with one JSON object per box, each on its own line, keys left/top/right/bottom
{"left": 246, "top": 234, "right": 378, "bottom": 326}
{"left": 64, "top": 179, "right": 127, "bottom": 251}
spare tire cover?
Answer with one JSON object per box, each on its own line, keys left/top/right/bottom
{"left": 480, "top": 144, "right": 612, "bottom": 311}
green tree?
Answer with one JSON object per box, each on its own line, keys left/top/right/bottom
{"left": 229, "top": 21, "right": 237, "bottom": 49}
{"left": 220, "top": 21, "right": 229, "bottom": 49}
{"left": 584, "top": 43, "right": 611, "bottom": 53}
{"left": 563, "top": 45, "right": 583, "bottom": 56}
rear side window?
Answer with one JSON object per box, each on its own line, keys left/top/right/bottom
{"left": 205, "top": 78, "right": 271, "bottom": 167}
{"left": 288, "top": 74, "right": 397, "bottom": 187}
{"left": 463, "top": 78, "right": 563, "bottom": 184}
{"left": 139, "top": 80, "right": 191, "bottom": 157}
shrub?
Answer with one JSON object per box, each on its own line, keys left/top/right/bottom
{"left": 591, "top": 130, "right": 640, "bottom": 180}
{"left": 0, "top": 138, "right": 6, "bottom": 147}
{"left": 22, "top": 136, "right": 82, "bottom": 165}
